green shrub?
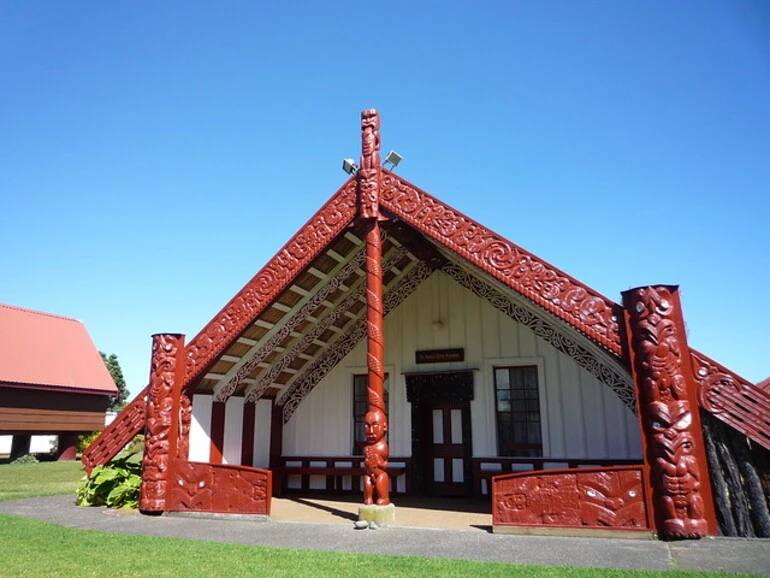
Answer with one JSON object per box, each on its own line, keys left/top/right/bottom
{"left": 10, "top": 454, "right": 39, "bottom": 465}
{"left": 76, "top": 446, "right": 142, "bottom": 509}
{"left": 77, "top": 431, "right": 102, "bottom": 454}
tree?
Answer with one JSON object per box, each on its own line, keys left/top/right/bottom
{"left": 100, "top": 352, "right": 129, "bottom": 411}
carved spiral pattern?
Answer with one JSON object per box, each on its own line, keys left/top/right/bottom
{"left": 442, "top": 263, "right": 635, "bottom": 411}
{"left": 365, "top": 222, "right": 386, "bottom": 405}
{"left": 690, "top": 350, "right": 770, "bottom": 450}
{"left": 184, "top": 182, "right": 357, "bottom": 386}
{"left": 141, "top": 334, "right": 184, "bottom": 512}
{"left": 379, "top": 172, "right": 622, "bottom": 354}
{"left": 624, "top": 287, "right": 709, "bottom": 539}
{"left": 281, "top": 261, "right": 434, "bottom": 423}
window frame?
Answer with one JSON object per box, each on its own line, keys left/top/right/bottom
{"left": 485, "top": 358, "right": 548, "bottom": 458}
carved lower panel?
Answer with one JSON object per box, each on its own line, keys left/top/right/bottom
{"left": 140, "top": 334, "right": 184, "bottom": 512}
{"left": 380, "top": 171, "right": 622, "bottom": 354}
{"left": 184, "top": 182, "right": 357, "bottom": 386}
{"left": 280, "top": 261, "right": 435, "bottom": 422}
{"left": 442, "top": 263, "right": 635, "bottom": 412}
{"left": 493, "top": 466, "right": 650, "bottom": 530}
{"left": 691, "top": 350, "right": 770, "bottom": 451}
{"left": 168, "top": 462, "right": 271, "bottom": 515}
{"left": 623, "top": 286, "right": 714, "bottom": 539}
{"left": 82, "top": 385, "right": 148, "bottom": 474}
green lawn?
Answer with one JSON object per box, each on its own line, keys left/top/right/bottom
{"left": 0, "top": 462, "right": 746, "bottom": 577}
{"left": 0, "top": 460, "right": 84, "bottom": 502}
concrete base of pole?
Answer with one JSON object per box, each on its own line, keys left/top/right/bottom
{"left": 358, "top": 504, "right": 396, "bottom": 528}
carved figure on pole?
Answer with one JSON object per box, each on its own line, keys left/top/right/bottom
{"left": 358, "top": 109, "right": 380, "bottom": 220}
{"left": 623, "top": 286, "right": 716, "bottom": 539}
{"left": 357, "top": 109, "right": 390, "bottom": 507}
{"left": 363, "top": 405, "right": 389, "bottom": 505}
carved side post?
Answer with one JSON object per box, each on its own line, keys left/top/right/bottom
{"left": 357, "top": 109, "right": 391, "bottom": 509}
{"left": 140, "top": 333, "right": 186, "bottom": 513}
{"left": 622, "top": 286, "right": 717, "bottom": 538}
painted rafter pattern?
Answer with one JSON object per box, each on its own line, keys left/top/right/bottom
{"left": 183, "top": 180, "right": 357, "bottom": 387}
{"left": 280, "top": 260, "right": 435, "bottom": 423}
{"left": 379, "top": 171, "right": 623, "bottom": 355}
{"left": 213, "top": 245, "right": 368, "bottom": 402}
{"left": 441, "top": 262, "right": 636, "bottom": 412}
{"left": 252, "top": 245, "right": 409, "bottom": 404}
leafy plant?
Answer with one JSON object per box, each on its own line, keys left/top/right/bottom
{"left": 77, "top": 431, "right": 102, "bottom": 454}
{"left": 10, "top": 454, "right": 39, "bottom": 465}
{"left": 76, "top": 445, "right": 143, "bottom": 509}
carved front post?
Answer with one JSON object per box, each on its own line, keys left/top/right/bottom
{"left": 622, "top": 286, "right": 717, "bottom": 538}
{"left": 357, "top": 109, "right": 391, "bottom": 509}
{"left": 140, "top": 333, "right": 186, "bottom": 513}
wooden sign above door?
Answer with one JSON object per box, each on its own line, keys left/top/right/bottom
{"left": 415, "top": 348, "right": 464, "bottom": 364}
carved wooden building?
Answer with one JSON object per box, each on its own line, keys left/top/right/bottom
{"left": 84, "top": 110, "right": 770, "bottom": 539}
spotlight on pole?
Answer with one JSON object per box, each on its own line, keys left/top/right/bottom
{"left": 342, "top": 158, "right": 359, "bottom": 175}
{"left": 383, "top": 150, "right": 403, "bottom": 170}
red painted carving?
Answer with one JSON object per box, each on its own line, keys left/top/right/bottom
{"left": 82, "top": 384, "right": 148, "bottom": 474}
{"left": 168, "top": 462, "right": 271, "bottom": 515}
{"left": 183, "top": 181, "right": 357, "bottom": 387}
{"left": 140, "top": 333, "right": 185, "bottom": 513}
{"left": 176, "top": 393, "right": 192, "bottom": 460}
{"left": 362, "top": 219, "right": 390, "bottom": 506}
{"left": 691, "top": 350, "right": 770, "bottom": 451}
{"left": 379, "top": 171, "right": 623, "bottom": 355}
{"left": 623, "top": 286, "right": 716, "bottom": 539}
{"left": 492, "top": 466, "right": 650, "bottom": 530}
{"left": 358, "top": 109, "right": 380, "bottom": 220}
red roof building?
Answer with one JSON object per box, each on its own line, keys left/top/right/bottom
{"left": 0, "top": 304, "right": 117, "bottom": 459}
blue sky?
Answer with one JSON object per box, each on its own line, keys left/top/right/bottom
{"left": 2, "top": 2, "right": 768, "bottom": 397}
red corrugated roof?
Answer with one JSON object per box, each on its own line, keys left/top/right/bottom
{"left": 758, "top": 376, "right": 770, "bottom": 393}
{"left": 0, "top": 303, "right": 118, "bottom": 395}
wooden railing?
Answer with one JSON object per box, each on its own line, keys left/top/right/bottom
{"left": 276, "top": 456, "right": 412, "bottom": 496}
{"left": 81, "top": 385, "right": 149, "bottom": 474}
{"left": 472, "top": 457, "right": 643, "bottom": 496}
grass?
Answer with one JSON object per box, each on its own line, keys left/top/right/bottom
{"left": 0, "top": 515, "right": 744, "bottom": 578}
{"left": 0, "top": 460, "right": 84, "bottom": 502}
{"left": 0, "top": 462, "right": 748, "bottom": 577}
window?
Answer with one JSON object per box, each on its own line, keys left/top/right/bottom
{"left": 494, "top": 365, "right": 542, "bottom": 457}
{"left": 352, "top": 373, "right": 389, "bottom": 455}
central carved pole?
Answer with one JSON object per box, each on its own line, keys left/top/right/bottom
{"left": 358, "top": 109, "right": 390, "bottom": 507}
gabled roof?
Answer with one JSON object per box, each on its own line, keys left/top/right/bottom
{"left": 0, "top": 303, "right": 117, "bottom": 395}
{"left": 179, "top": 170, "right": 636, "bottom": 418}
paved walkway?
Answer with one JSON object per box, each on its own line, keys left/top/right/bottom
{"left": 1, "top": 494, "right": 768, "bottom": 575}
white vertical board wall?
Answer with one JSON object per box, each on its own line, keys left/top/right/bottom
{"left": 189, "top": 394, "right": 212, "bottom": 462}
{"left": 222, "top": 397, "right": 244, "bottom": 465}
{"left": 279, "top": 271, "right": 642, "bottom": 460}
{"left": 252, "top": 400, "right": 272, "bottom": 468}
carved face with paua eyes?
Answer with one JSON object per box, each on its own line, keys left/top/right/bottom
{"left": 364, "top": 410, "right": 387, "bottom": 444}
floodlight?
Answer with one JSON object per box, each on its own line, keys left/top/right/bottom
{"left": 342, "top": 158, "right": 359, "bottom": 175}
{"left": 383, "top": 150, "right": 403, "bottom": 169}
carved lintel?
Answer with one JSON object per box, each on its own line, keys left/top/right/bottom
{"left": 140, "top": 333, "right": 186, "bottom": 513}
{"left": 622, "top": 286, "right": 716, "bottom": 539}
